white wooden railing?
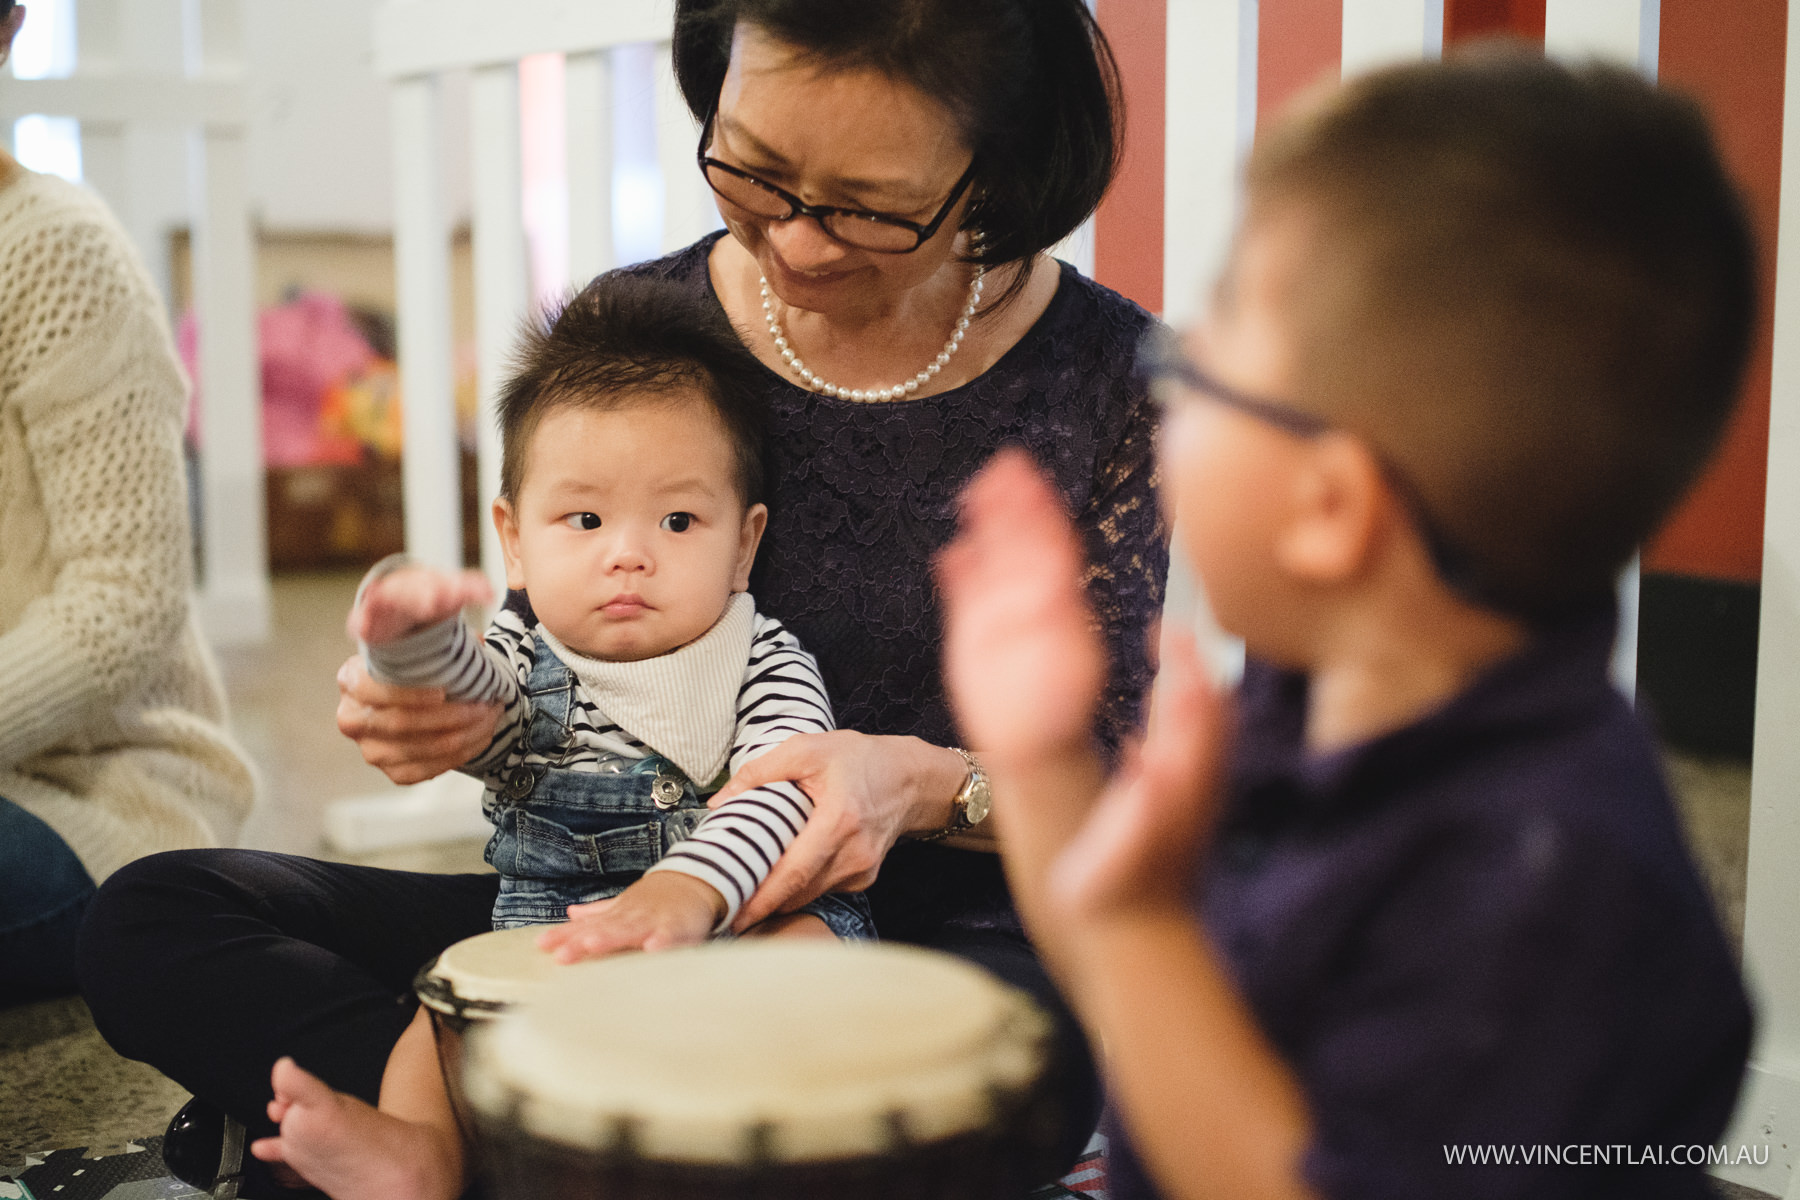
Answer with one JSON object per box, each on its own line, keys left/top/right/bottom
{"left": 372, "top": 0, "right": 716, "bottom": 588}
{"left": 0, "top": 0, "right": 266, "bottom": 644}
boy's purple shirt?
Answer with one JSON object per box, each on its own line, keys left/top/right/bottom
{"left": 1106, "top": 604, "right": 1751, "bottom": 1200}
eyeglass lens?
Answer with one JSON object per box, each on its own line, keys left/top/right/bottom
{"left": 702, "top": 163, "right": 925, "bottom": 253}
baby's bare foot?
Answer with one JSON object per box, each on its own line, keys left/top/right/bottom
{"left": 248, "top": 1058, "right": 463, "bottom": 1200}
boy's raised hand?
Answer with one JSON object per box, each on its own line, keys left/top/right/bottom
{"left": 537, "top": 872, "right": 726, "bottom": 963}
{"left": 349, "top": 566, "right": 493, "bottom": 646}
{"left": 937, "top": 447, "right": 1107, "bottom": 760}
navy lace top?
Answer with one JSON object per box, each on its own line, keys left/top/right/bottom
{"left": 556, "top": 233, "right": 1167, "bottom": 938}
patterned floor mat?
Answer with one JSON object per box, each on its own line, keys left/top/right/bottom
{"left": 2, "top": 1134, "right": 1106, "bottom": 1200}
{"left": 0, "top": 1137, "right": 203, "bottom": 1200}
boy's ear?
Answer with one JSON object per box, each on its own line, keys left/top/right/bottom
{"left": 733, "top": 503, "right": 769, "bottom": 592}
{"left": 493, "top": 498, "right": 528, "bottom": 590}
{"left": 1274, "top": 434, "right": 1385, "bottom": 587}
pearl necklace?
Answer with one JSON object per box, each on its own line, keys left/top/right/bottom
{"left": 761, "top": 266, "right": 985, "bottom": 402}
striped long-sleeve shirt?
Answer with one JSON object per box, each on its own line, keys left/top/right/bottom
{"left": 363, "top": 591, "right": 833, "bottom": 929}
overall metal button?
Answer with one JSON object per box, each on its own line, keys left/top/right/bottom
{"left": 651, "top": 774, "right": 685, "bottom": 810}
{"left": 501, "top": 768, "right": 537, "bottom": 803}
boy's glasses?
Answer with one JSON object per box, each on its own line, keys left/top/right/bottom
{"left": 1137, "top": 327, "right": 1487, "bottom": 606}
{"left": 1138, "top": 326, "right": 1334, "bottom": 439}
{"left": 696, "top": 108, "right": 979, "bottom": 254}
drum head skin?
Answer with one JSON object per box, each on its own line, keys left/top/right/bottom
{"left": 465, "top": 941, "right": 1051, "bottom": 1165}
{"left": 418, "top": 927, "right": 563, "bottom": 1020}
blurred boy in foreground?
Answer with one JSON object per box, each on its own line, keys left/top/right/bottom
{"left": 940, "top": 49, "right": 1755, "bottom": 1200}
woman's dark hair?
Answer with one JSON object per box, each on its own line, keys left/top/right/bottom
{"left": 673, "top": 0, "right": 1123, "bottom": 296}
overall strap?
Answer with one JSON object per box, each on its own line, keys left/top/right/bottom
{"left": 521, "top": 634, "right": 576, "bottom": 757}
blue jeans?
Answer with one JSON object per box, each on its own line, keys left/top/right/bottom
{"left": 0, "top": 795, "right": 97, "bottom": 1004}
{"left": 484, "top": 642, "right": 874, "bottom": 940}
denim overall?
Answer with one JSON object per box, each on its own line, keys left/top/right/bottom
{"left": 485, "top": 641, "right": 874, "bottom": 939}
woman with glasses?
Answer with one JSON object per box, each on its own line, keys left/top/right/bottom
{"left": 79, "top": 1, "right": 1165, "bottom": 1192}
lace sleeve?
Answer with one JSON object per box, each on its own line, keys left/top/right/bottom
{"left": 1076, "top": 389, "right": 1167, "bottom": 756}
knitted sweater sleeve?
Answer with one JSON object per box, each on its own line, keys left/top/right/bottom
{"left": 645, "top": 616, "right": 835, "bottom": 929}
{"left": 0, "top": 215, "right": 197, "bottom": 771}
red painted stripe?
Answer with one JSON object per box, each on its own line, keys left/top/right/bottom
{"left": 1094, "top": 0, "right": 1167, "bottom": 312}
{"left": 1444, "top": 0, "right": 1546, "bottom": 44}
{"left": 1259, "top": 0, "right": 1344, "bottom": 129}
{"left": 1645, "top": 0, "right": 1785, "bottom": 583}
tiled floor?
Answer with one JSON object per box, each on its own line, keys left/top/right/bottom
{"left": 0, "top": 570, "right": 1772, "bottom": 1193}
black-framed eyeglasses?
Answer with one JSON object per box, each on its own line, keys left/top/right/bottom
{"left": 696, "top": 108, "right": 978, "bottom": 254}
{"left": 1138, "top": 327, "right": 1489, "bottom": 605}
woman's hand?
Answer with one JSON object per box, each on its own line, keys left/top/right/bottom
{"left": 334, "top": 656, "right": 502, "bottom": 785}
{"left": 709, "top": 731, "right": 967, "bottom": 932}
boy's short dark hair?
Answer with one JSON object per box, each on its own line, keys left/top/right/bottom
{"left": 1246, "top": 46, "right": 1756, "bottom": 619}
{"left": 497, "top": 273, "right": 770, "bottom": 506}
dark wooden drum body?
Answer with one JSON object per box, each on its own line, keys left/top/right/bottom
{"left": 414, "top": 926, "right": 563, "bottom": 1133}
{"left": 465, "top": 941, "right": 1061, "bottom": 1199}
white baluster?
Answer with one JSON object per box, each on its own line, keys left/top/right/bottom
{"left": 190, "top": 0, "right": 267, "bottom": 643}
{"left": 565, "top": 48, "right": 615, "bottom": 287}
{"left": 470, "top": 62, "right": 529, "bottom": 589}
{"left": 654, "top": 40, "right": 709, "bottom": 255}
{"left": 392, "top": 75, "right": 462, "bottom": 572}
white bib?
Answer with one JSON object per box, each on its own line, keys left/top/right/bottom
{"left": 536, "top": 592, "right": 755, "bottom": 787}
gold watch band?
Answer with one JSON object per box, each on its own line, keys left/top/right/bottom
{"left": 912, "top": 747, "right": 984, "bottom": 843}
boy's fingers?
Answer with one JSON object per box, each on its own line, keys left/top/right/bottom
{"left": 248, "top": 1138, "right": 286, "bottom": 1163}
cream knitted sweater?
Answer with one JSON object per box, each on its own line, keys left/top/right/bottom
{"left": 0, "top": 165, "right": 255, "bottom": 883}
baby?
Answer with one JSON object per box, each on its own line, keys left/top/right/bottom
{"left": 251, "top": 272, "right": 872, "bottom": 1200}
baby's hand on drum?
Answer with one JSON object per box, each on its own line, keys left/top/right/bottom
{"left": 937, "top": 448, "right": 1107, "bottom": 763}
{"left": 539, "top": 873, "right": 728, "bottom": 962}
{"left": 351, "top": 565, "right": 493, "bottom": 646}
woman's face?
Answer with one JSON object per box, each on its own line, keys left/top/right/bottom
{"left": 709, "top": 23, "right": 977, "bottom": 318}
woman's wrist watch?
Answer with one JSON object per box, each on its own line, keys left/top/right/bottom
{"left": 913, "top": 747, "right": 992, "bottom": 842}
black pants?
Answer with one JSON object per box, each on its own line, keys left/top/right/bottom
{"left": 77, "top": 849, "right": 1101, "bottom": 1176}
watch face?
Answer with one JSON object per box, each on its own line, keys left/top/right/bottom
{"left": 963, "top": 775, "right": 993, "bottom": 827}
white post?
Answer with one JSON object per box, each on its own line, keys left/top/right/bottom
{"left": 1341, "top": 0, "right": 1445, "bottom": 78}
{"left": 392, "top": 75, "right": 462, "bottom": 572}
{"left": 1162, "top": 0, "right": 1257, "bottom": 329}
{"left": 1161, "top": 0, "right": 1257, "bottom": 675}
{"left": 73, "top": 0, "right": 128, "bottom": 219}
{"left": 1718, "top": 1, "right": 1800, "bottom": 1191}
{"left": 190, "top": 0, "right": 267, "bottom": 643}
{"left": 564, "top": 48, "right": 615, "bottom": 287}
{"left": 470, "top": 63, "right": 530, "bottom": 590}
{"left": 1543, "top": 0, "right": 1658, "bottom": 697}
{"left": 1544, "top": 0, "right": 1661, "bottom": 78}
{"left": 653, "top": 40, "right": 710, "bottom": 254}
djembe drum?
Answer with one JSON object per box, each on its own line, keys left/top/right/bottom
{"left": 464, "top": 940, "right": 1061, "bottom": 1199}
{"left": 414, "top": 926, "right": 563, "bottom": 1136}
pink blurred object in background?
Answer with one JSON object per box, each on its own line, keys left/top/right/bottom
{"left": 181, "top": 290, "right": 378, "bottom": 467}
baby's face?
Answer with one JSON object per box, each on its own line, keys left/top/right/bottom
{"left": 496, "top": 392, "right": 766, "bottom": 662}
